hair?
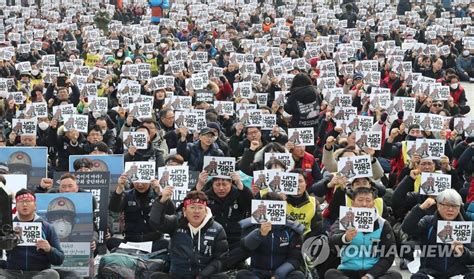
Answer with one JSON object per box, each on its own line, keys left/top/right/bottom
{"left": 15, "top": 188, "right": 35, "bottom": 199}
{"left": 159, "top": 108, "right": 173, "bottom": 119}
{"left": 165, "top": 154, "right": 185, "bottom": 165}
{"left": 289, "top": 168, "right": 307, "bottom": 179}
{"left": 184, "top": 190, "right": 208, "bottom": 203}
{"left": 447, "top": 74, "right": 459, "bottom": 83}
{"left": 136, "top": 125, "right": 150, "bottom": 134}
{"left": 290, "top": 73, "right": 313, "bottom": 89}
{"left": 73, "top": 158, "right": 93, "bottom": 171}
{"left": 436, "top": 189, "right": 462, "bottom": 206}
{"left": 88, "top": 125, "right": 102, "bottom": 135}
{"left": 336, "top": 147, "right": 358, "bottom": 160}
{"left": 262, "top": 142, "right": 286, "bottom": 154}
{"left": 352, "top": 187, "right": 377, "bottom": 200}
{"left": 265, "top": 158, "right": 287, "bottom": 170}
{"left": 60, "top": 173, "right": 77, "bottom": 181}
{"left": 0, "top": 174, "right": 5, "bottom": 185}
{"left": 262, "top": 191, "right": 283, "bottom": 201}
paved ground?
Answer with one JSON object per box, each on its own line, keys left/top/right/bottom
{"left": 393, "top": 81, "right": 473, "bottom": 279}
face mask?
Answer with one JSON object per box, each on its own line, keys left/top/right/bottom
{"left": 52, "top": 220, "right": 73, "bottom": 239}
{"left": 31, "top": 69, "right": 39, "bottom": 76}
{"left": 117, "top": 52, "right": 123, "bottom": 57}
{"left": 38, "top": 121, "right": 49, "bottom": 131}
{"left": 101, "top": 129, "right": 107, "bottom": 135}
{"left": 205, "top": 44, "right": 212, "bottom": 49}
{"left": 160, "top": 43, "right": 167, "bottom": 49}
{"left": 146, "top": 54, "right": 153, "bottom": 59}
{"left": 451, "top": 83, "right": 459, "bottom": 90}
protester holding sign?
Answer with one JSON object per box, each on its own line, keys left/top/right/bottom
{"left": 124, "top": 125, "right": 165, "bottom": 170}
{"left": 402, "top": 189, "right": 474, "bottom": 278}
{"left": 237, "top": 192, "right": 305, "bottom": 279}
{"left": 0, "top": 189, "right": 64, "bottom": 279}
{"left": 108, "top": 173, "right": 174, "bottom": 252}
{"left": 177, "top": 127, "right": 224, "bottom": 171}
{"left": 326, "top": 187, "right": 400, "bottom": 279}
{"left": 150, "top": 190, "right": 229, "bottom": 279}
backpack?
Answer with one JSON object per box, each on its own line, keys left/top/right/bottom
{"left": 97, "top": 248, "right": 169, "bottom": 279}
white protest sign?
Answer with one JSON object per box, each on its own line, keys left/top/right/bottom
{"left": 52, "top": 104, "right": 75, "bottom": 121}
{"left": 13, "top": 222, "right": 42, "bottom": 246}
{"left": 415, "top": 139, "right": 445, "bottom": 160}
{"left": 62, "top": 114, "right": 89, "bottom": 133}
{"left": 174, "top": 111, "right": 199, "bottom": 131}
{"left": 288, "top": 128, "right": 314, "bottom": 146}
{"left": 264, "top": 152, "right": 295, "bottom": 170}
{"left": 25, "top": 102, "right": 48, "bottom": 118}
{"left": 251, "top": 200, "right": 286, "bottom": 225}
{"left": 263, "top": 170, "right": 299, "bottom": 195}
{"left": 337, "top": 155, "right": 373, "bottom": 179}
{"left": 213, "top": 101, "right": 234, "bottom": 115}
{"left": 355, "top": 131, "right": 382, "bottom": 150}
{"left": 157, "top": 166, "right": 189, "bottom": 190}
{"left": 11, "top": 119, "right": 37, "bottom": 136}
{"left": 419, "top": 172, "right": 451, "bottom": 195}
{"left": 128, "top": 101, "right": 153, "bottom": 120}
{"left": 124, "top": 161, "right": 156, "bottom": 183}
{"left": 239, "top": 109, "right": 262, "bottom": 127}
{"left": 437, "top": 221, "right": 472, "bottom": 244}
{"left": 203, "top": 156, "right": 235, "bottom": 178}
{"left": 339, "top": 206, "right": 376, "bottom": 233}
{"left": 122, "top": 132, "right": 148, "bottom": 150}
{"left": 261, "top": 114, "right": 276, "bottom": 130}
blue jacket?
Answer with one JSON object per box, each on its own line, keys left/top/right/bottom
{"left": 6, "top": 215, "right": 64, "bottom": 271}
{"left": 177, "top": 140, "right": 224, "bottom": 171}
{"left": 239, "top": 218, "right": 304, "bottom": 278}
{"left": 149, "top": 0, "right": 170, "bottom": 23}
{"left": 329, "top": 216, "right": 395, "bottom": 277}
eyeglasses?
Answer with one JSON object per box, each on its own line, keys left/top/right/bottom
{"left": 432, "top": 103, "right": 443, "bottom": 107}
{"left": 17, "top": 200, "right": 33, "bottom": 205}
{"left": 439, "top": 203, "right": 460, "bottom": 210}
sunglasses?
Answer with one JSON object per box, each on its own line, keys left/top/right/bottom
{"left": 433, "top": 103, "right": 443, "bottom": 107}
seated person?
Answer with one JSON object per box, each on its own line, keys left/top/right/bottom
{"left": 0, "top": 189, "right": 65, "bottom": 279}
{"left": 326, "top": 187, "right": 401, "bottom": 279}
{"left": 108, "top": 173, "right": 174, "bottom": 252}
{"left": 150, "top": 189, "right": 229, "bottom": 279}
{"left": 402, "top": 189, "right": 474, "bottom": 278}
{"left": 236, "top": 192, "right": 306, "bottom": 279}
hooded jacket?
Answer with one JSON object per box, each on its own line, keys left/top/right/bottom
{"left": 150, "top": 203, "right": 228, "bottom": 278}
{"left": 283, "top": 85, "right": 322, "bottom": 128}
{"left": 6, "top": 215, "right": 64, "bottom": 271}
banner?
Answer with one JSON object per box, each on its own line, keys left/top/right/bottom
{"left": 0, "top": 147, "right": 48, "bottom": 190}
{"left": 36, "top": 193, "right": 94, "bottom": 277}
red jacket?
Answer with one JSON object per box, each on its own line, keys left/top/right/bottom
{"left": 450, "top": 85, "right": 465, "bottom": 105}
{"left": 301, "top": 152, "right": 315, "bottom": 187}
{"left": 216, "top": 82, "right": 232, "bottom": 101}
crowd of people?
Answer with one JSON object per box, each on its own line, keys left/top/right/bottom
{"left": 0, "top": 0, "right": 473, "bottom": 278}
